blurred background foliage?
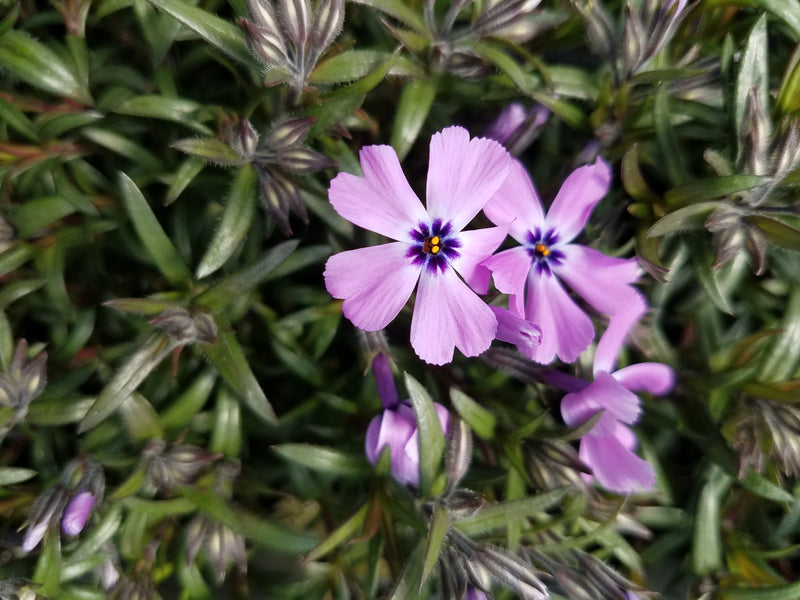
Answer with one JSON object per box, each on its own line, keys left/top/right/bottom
{"left": 1, "top": 0, "right": 800, "bottom": 598}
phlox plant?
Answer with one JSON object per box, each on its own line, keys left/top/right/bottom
{"left": 2, "top": 0, "right": 800, "bottom": 599}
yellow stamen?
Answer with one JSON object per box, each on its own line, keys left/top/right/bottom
{"left": 431, "top": 245, "right": 440, "bottom": 254}
{"left": 535, "top": 243, "right": 550, "bottom": 256}
{"left": 431, "top": 236, "right": 439, "bottom": 245}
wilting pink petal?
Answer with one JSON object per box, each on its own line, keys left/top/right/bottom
{"left": 524, "top": 271, "right": 594, "bottom": 364}
{"left": 483, "top": 158, "right": 545, "bottom": 242}
{"left": 613, "top": 363, "right": 675, "bottom": 396}
{"left": 579, "top": 433, "right": 656, "bottom": 493}
{"left": 62, "top": 491, "right": 95, "bottom": 536}
{"left": 450, "top": 226, "right": 509, "bottom": 293}
{"left": 554, "top": 245, "right": 640, "bottom": 315}
{"left": 490, "top": 306, "right": 542, "bottom": 355}
{"left": 544, "top": 157, "right": 612, "bottom": 243}
{"left": 328, "top": 145, "right": 427, "bottom": 240}
{"left": 324, "top": 243, "right": 419, "bottom": 331}
{"left": 426, "top": 126, "right": 511, "bottom": 232}
{"left": 410, "top": 268, "right": 497, "bottom": 365}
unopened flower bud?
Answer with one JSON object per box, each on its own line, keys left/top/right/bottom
{"left": 365, "top": 401, "right": 450, "bottom": 487}
{"left": 61, "top": 491, "right": 95, "bottom": 536}
{"left": 229, "top": 119, "right": 259, "bottom": 159}
{"left": 490, "top": 306, "right": 543, "bottom": 356}
{"left": 144, "top": 440, "right": 221, "bottom": 491}
{"left": 149, "top": 308, "right": 217, "bottom": 345}
{"left": 22, "top": 484, "right": 70, "bottom": 552}
{"left": 310, "top": 0, "right": 344, "bottom": 52}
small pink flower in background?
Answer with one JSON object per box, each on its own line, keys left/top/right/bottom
{"left": 485, "top": 102, "right": 550, "bottom": 154}
{"left": 365, "top": 401, "right": 450, "bottom": 487}
{"left": 560, "top": 296, "right": 674, "bottom": 494}
{"left": 482, "top": 157, "right": 641, "bottom": 364}
{"left": 324, "top": 126, "right": 511, "bottom": 365}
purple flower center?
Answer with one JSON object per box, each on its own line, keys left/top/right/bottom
{"left": 526, "top": 228, "right": 564, "bottom": 275}
{"left": 407, "top": 219, "right": 461, "bottom": 274}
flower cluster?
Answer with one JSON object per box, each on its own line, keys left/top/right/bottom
{"left": 326, "top": 124, "right": 675, "bottom": 496}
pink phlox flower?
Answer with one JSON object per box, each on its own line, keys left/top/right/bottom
{"left": 481, "top": 156, "right": 641, "bottom": 364}
{"left": 365, "top": 401, "right": 450, "bottom": 487}
{"left": 560, "top": 296, "right": 675, "bottom": 494}
{"left": 324, "top": 126, "right": 511, "bottom": 365}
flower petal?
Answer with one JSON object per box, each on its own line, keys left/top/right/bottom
{"left": 580, "top": 433, "right": 655, "bottom": 494}
{"left": 426, "top": 126, "right": 511, "bottom": 232}
{"left": 324, "top": 243, "right": 419, "bottom": 331}
{"left": 483, "top": 158, "right": 545, "bottom": 242}
{"left": 449, "top": 225, "right": 509, "bottom": 293}
{"left": 328, "top": 144, "right": 428, "bottom": 240}
{"left": 410, "top": 268, "right": 497, "bottom": 365}
{"left": 490, "top": 306, "right": 542, "bottom": 355}
{"left": 524, "top": 271, "right": 594, "bottom": 364}
{"left": 554, "top": 244, "right": 640, "bottom": 315}
{"left": 482, "top": 246, "right": 531, "bottom": 316}
{"left": 544, "top": 157, "right": 612, "bottom": 243}
{"left": 613, "top": 363, "right": 675, "bottom": 396}
{"left": 593, "top": 292, "right": 648, "bottom": 374}
{"left": 62, "top": 491, "right": 94, "bottom": 536}
{"left": 561, "top": 371, "right": 641, "bottom": 428}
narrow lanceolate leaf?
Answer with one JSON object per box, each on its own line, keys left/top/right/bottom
{"left": 113, "top": 95, "right": 213, "bottom": 135}
{"left": 404, "top": 373, "right": 446, "bottom": 498}
{"left": 196, "top": 164, "right": 258, "bottom": 279}
{"left": 388, "top": 540, "right": 427, "bottom": 600}
{"left": 171, "top": 137, "right": 246, "bottom": 166}
{"left": 391, "top": 78, "right": 437, "bottom": 162}
{"left": 0, "top": 30, "right": 91, "bottom": 104}
{"left": 450, "top": 388, "right": 496, "bottom": 440}
{"left": 752, "top": 0, "right": 800, "bottom": 42}
{"left": 119, "top": 173, "right": 193, "bottom": 287}
{"left": 736, "top": 14, "right": 769, "bottom": 136}
{"left": 311, "top": 50, "right": 396, "bottom": 85}
{"left": 646, "top": 202, "right": 722, "bottom": 238}
{"left": 747, "top": 215, "right": 800, "bottom": 252}
{"left": 654, "top": 85, "right": 686, "bottom": 186}
{"left": 720, "top": 580, "right": 800, "bottom": 600}
{"left": 663, "top": 176, "right": 769, "bottom": 208}
{"left": 693, "top": 464, "right": 731, "bottom": 575}
{"left": 304, "top": 503, "right": 368, "bottom": 564}
{"left": 200, "top": 315, "right": 277, "bottom": 424}
{"left": 78, "top": 335, "right": 176, "bottom": 432}
{"left": 420, "top": 503, "right": 450, "bottom": 590}
{"left": 145, "top": 0, "right": 261, "bottom": 69}
{"left": 193, "top": 240, "right": 299, "bottom": 312}
{"left": 273, "top": 444, "right": 366, "bottom": 477}
{"left": 453, "top": 487, "right": 569, "bottom": 536}
{"left": 348, "top": 0, "right": 427, "bottom": 33}
{"left": 210, "top": 386, "right": 242, "bottom": 458}
{"left": 0, "top": 467, "right": 37, "bottom": 486}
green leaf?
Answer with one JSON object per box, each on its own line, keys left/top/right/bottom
{"left": 693, "top": 464, "right": 731, "bottom": 575}
{"left": 0, "top": 244, "right": 34, "bottom": 278}
{"left": 160, "top": 369, "right": 217, "bottom": 429}
{"left": 179, "top": 485, "right": 318, "bottom": 554}
{"left": 193, "top": 240, "right": 299, "bottom": 312}
{"left": 736, "top": 14, "right": 770, "bottom": 157}
{"left": 759, "top": 286, "right": 800, "bottom": 382}
{"left": 0, "top": 467, "right": 37, "bottom": 486}
{"left": 388, "top": 540, "right": 426, "bottom": 600}
{"left": 145, "top": 0, "right": 260, "bottom": 69}
{"left": 348, "top": 0, "right": 426, "bottom": 33}
{"left": 654, "top": 84, "right": 686, "bottom": 186}
{"left": 720, "top": 580, "right": 800, "bottom": 600}
{"left": 391, "top": 78, "right": 437, "bottom": 162}
{"left": 273, "top": 444, "right": 366, "bottom": 477}
{"left": 0, "top": 278, "right": 46, "bottom": 309}
{"left": 776, "top": 44, "right": 800, "bottom": 115}
{"left": 32, "top": 532, "right": 62, "bottom": 596}
{"left": 664, "top": 175, "right": 769, "bottom": 208}
{"left": 119, "top": 172, "right": 193, "bottom": 287}
{"left": 171, "top": 137, "right": 245, "bottom": 166}
{"left": 200, "top": 316, "right": 277, "bottom": 424}
{"left": 453, "top": 487, "right": 568, "bottom": 536}
{"left": 78, "top": 334, "right": 176, "bottom": 432}
{"left": 195, "top": 164, "right": 258, "bottom": 279}
{"left": 311, "top": 50, "right": 395, "bottom": 85}
{"left": 119, "top": 391, "right": 164, "bottom": 440}
{"left": 450, "top": 388, "right": 496, "bottom": 440}
{"left": 113, "top": 94, "right": 213, "bottom": 135}
{"left": 210, "top": 386, "right": 242, "bottom": 458}
{"left": 307, "top": 94, "right": 364, "bottom": 139}
{"left": 752, "top": 0, "right": 800, "bottom": 41}
{"left": 740, "top": 469, "right": 793, "bottom": 503}
{"left": 747, "top": 214, "right": 800, "bottom": 252}
{"left": 9, "top": 195, "right": 76, "bottom": 238}
{"left": 420, "top": 503, "right": 449, "bottom": 590}
{"left": 165, "top": 157, "right": 206, "bottom": 205}
{"left": 304, "top": 504, "right": 368, "bottom": 564}
{"left": 692, "top": 242, "right": 736, "bottom": 315}
{"left": 0, "top": 30, "right": 91, "bottom": 104}
{"left": 621, "top": 144, "right": 660, "bottom": 205}
{"left": 404, "top": 373, "right": 446, "bottom": 498}
{"left": 646, "top": 202, "right": 722, "bottom": 238}
{"left": 0, "top": 98, "right": 38, "bottom": 142}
